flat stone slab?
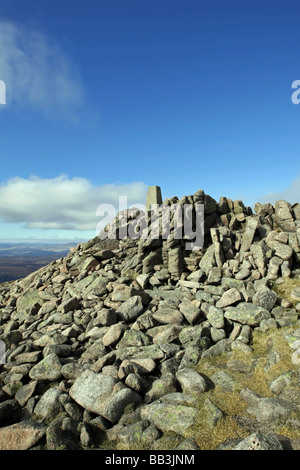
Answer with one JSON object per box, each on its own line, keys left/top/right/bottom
{"left": 224, "top": 302, "right": 271, "bottom": 326}
{"left": 140, "top": 403, "right": 199, "bottom": 435}
{"left": 0, "top": 421, "right": 46, "bottom": 450}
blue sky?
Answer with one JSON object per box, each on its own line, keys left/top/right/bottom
{"left": 0, "top": 0, "right": 300, "bottom": 242}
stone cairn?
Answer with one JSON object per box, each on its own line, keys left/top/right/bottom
{"left": 0, "top": 188, "right": 300, "bottom": 450}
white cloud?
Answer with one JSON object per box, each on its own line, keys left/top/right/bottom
{"left": 259, "top": 176, "right": 300, "bottom": 205}
{"left": 0, "top": 175, "right": 148, "bottom": 232}
{"left": 0, "top": 20, "right": 84, "bottom": 119}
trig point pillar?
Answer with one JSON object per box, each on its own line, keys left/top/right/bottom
{"left": 146, "top": 186, "right": 163, "bottom": 210}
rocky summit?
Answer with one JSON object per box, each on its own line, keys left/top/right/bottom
{"left": 1, "top": 188, "right": 300, "bottom": 451}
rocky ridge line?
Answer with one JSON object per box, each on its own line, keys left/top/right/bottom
{"left": 0, "top": 189, "right": 300, "bottom": 450}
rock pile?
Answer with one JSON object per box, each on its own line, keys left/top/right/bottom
{"left": 0, "top": 189, "right": 300, "bottom": 450}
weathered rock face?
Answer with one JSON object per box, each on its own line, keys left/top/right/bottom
{"left": 0, "top": 188, "right": 300, "bottom": 451}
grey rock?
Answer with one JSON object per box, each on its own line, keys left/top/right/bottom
{"left": 210, "top": 370, "right": 236, "bottom": 392}
{"left": 179, "top": 345, "right": 202, "bottom": 369}
{"left": 34, "top": 387, "right": 63, "bottom": 421}
{"left": 240, "top": 388, "right": 298, "bottom": 424}
{"left": 140, "top": 403, "right": 199, "bottom": 435}
{"left": 118, "top": 420, "right": 148, "bottom": 445}
{"left": 267, "top": 240, "right": 294, "bottom": 261}
{"left": 269, "top": 372, "right": 293, "bottom": 395}
{"left": 102, "top": 322, "right": 128, "bottom": 347}
{"left": 210, "top": 327, "right": 226, "bottom": 342}
{"left": 152, "top": 324, "right": 182, "bottom": 344}
{"left": 266, "top": 256, "right": 283, "bottom": 280}
{"left": 144, "top": 374, "right": 178, "bottom": 403}
{"left": 168, "top": 247, "right": 183, "bottom": 279}
{"left": 136, "top": 273, "right": 150, "bottom": 289}
{"left": 156, "top": 392, "right": 197, "bottom": 407}
{"left": 207, "top": 266, "right": 222, "bottom": 284}
{"left": 69, "top": 370, "right": 118, "bottom": 415}
{"left": 216, "top": 288, "right": 242, "bottom": 308}
{"left": 179, "top": 299, "right": 202, "bottom": 324}
{"left": 250, "top": 244, "right": 267, "bottom": 277}
{"left": 117, "top": 329, "right": 151, "bottom": 348}
{"left": 116, "top": 344, "right": 165, "bottom": 362}
{"left": 252, "top": 286, "right": 277, "bottom": 311}
{"left": 143, "top": 251, "right": 162, "bottom": 275}
{"left": 233, "top": 432, "right": 283, "bottom": 450}
{"left": 29, "top": 353, "right": 62, "bottom": 381}
{"left": 176, "top": 368, "right": 208, "bottom": 394}
{"left": 199, "top": 245, "right": 216, "bottom": 275}
{"left": 46, "top": 416, "right": 80, "bottom": 450}
{"left": 240, "top": 217, "right": 258, "bottom": 252}
{"left": 94, "top": 308, "right": 117, "bottom": 326}
{"left": 207, "top": 306, "right": 225, "bottom": 328}
{"left": 203, "top": 398, "right": 224, "bottom": 427}
{"left": 61, "top": 362, "right": 87, "bottom": 380}
{"left": 15, "top": 381, "right": 38, "bottom": 407}
{"left": 116, "top": 295, "right": 144, "bottom": 322}
{"left": 235, "top": 268, "right": 251, "bottom": 280}
{"left": 291, "top": 287, "right": 300, "bottom": 302}
{"left": 0, "top": 421, "right": 46, "bottom": 450}
{"left": 201, "top": 339, "right": 229, "bottom": 358}
{"left": 274, "top": 200, "right": 296, "bottom": 232}
{"left": 58, "top": 297, "right": 80, "bottom": 313}
{"left": 224, "top": 302, "right": 271, "bottom": 326}
{"left": 153, "top": 307, "right": 184, "bottom": 325}
{"left": 96, "top": 387, "right": 142, "bottom": 423}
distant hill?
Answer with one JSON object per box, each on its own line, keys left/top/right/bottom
{"left": 0, "top": 242, "right": 76, "bottom": 257}
{"left": 0, "top": 242, "right": 79, "bottom": 283}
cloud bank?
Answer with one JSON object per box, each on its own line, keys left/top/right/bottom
{"left": 0, "top": 175, "right": 148, "bottom": 233}
{"left": 259, "top": 176, "right": 300, "bottom": 206}
{"left": 0, "top": 20, "right": 84, "bottom": 118}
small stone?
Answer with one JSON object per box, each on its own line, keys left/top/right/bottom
{"left": 34, "top": 387, "right": 63, "bottom": 421}
{"left": 207, "top": 306, "right": 225, "bottom": 328}
{"left": 152, "top": 307, "right": 184, "bottom": 325}
{"left": 58, "top": 297, "right": 80, "bottom": 313}
{"left": 269, "top": 372, "right": 293, "bottom": 395}
{"left": 29, "top": 353, "right": 62, "bottom": 381}
{"left": 136, "top": 274, "right": 150, "bottom": 289}
{"left": 15, "top": 381, "right": 38, "bottom": 407}
{"left": 203, "top": 398, "right": 224, "bottom": 426}
{"left": 179, "top": 299, "right": 202, "bottom": 324}
{"left": 176, "top": 368, "right": 208, "bottom": 394}
{"left": 216, "top": 288, "right": 242, "bottom": 308}
{"left": 102, "top": 322, "right": 128, "bottom": 347}
{"left": 144, "top": 374, "right": 177, "bottom": 403}
{"left": 252, "top": 286, "right": 277, "bottom": 311}
{"left": 210, "top": 370, "right": 236, "bottom": 392}
{"left": 291, "top": 287, "right": 300, "bottom": 302}
{"left": 116, "top": 296, "right": 144, "bottom": 322}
